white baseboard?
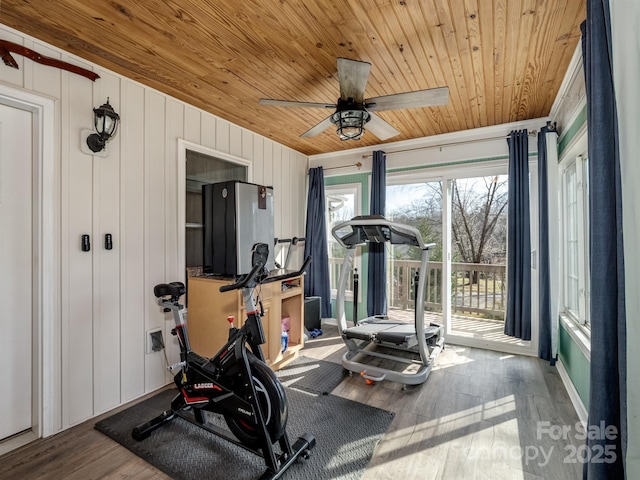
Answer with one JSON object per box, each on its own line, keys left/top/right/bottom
{"left": 556, "top": 358, "right": 588, "bottom": 424}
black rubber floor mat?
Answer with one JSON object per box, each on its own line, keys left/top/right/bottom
{"left": 95, "top": 387, "right": 394, "bottom": 480}
{"left": 275, "top": 355, "right": 346, "bottom": 395}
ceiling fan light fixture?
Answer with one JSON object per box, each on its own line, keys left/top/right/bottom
{"left": 259, "top": 58, "right": 448, "bottom": 141}
{"left": 331, "top": 109, "right": 370, "bottom": 140}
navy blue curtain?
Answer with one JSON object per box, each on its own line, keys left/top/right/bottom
{"left": 303, "top": 167, "right": 331, "bottom": 318}
{"left": 581, "top": 2, "right": 627, "bottom": 477}
{"left": 504, "top": 130, "right": 531, "bottom": 340}
{"left": 367, "top": 150, "right": 387, "bottom": 316}
{"left": 538, "top": 125, "right": 554, "bottom": 362}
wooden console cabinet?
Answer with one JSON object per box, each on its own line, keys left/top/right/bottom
{"left": 186, "top": 274, "right": 305, "bottom": 370}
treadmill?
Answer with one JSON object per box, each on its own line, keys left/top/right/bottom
{"left": 332, "top": 215, "right": 444, "bottom": 387}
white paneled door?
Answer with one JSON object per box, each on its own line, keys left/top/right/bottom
{"left": 0, "top": 104, "right": 33, "bottom": 440}
{"left": 62, "top": 88, "right": 122, "bottom": 425}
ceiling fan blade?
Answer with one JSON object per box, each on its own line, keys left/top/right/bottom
{"left": 300, "top": 115, "right": 335, "bottom": 138}
{"left": 337, "top": 58, "right": 371, "bottom": 103}
{"left": 259, "top": 98, "right": 335, "bottom": 109}
{"left": 365, "top": 87, "right": 449, "bottom": 111}
{"left": 365, "top": 112, "right": 400, "bottom": 140}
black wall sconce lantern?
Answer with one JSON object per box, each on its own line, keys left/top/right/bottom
{"left": 86, "top": 98, "right": 120, "bottom": 153}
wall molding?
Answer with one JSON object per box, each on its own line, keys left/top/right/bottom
{"left": 549, "top": 41, "right": 585, "bottom": 122}
{"left": 558, "top": 105, "right": 587, "bottom": 158}
{"left": 177, "top": 139, "right": 253, "bottom": 283}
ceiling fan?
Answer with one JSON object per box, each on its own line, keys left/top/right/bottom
{"left": 259, "top": 57, "right": 449, "bottom": 141}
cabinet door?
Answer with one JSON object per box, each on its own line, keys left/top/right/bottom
{"left": 187, "top": 278, "right": 239, "bottom": 357}
{"left": 63, "top": 81, "right": 97, "bottom": 426}
{"left": 63, "top": 82, "right": 121, "bottom": 425}
{"left": 92, "top": 134, "right": 121, "bottom": 415}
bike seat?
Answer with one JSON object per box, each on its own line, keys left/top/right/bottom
{"left": 153, "top": 282, "right": 186, "bottom": 299}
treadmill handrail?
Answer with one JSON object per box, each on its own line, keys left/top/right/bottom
{"left": 332, "top": 215, "right": 436, "bottom": 250}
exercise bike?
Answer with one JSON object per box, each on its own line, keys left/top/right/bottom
{"left": 131, "top": 250, "right": 315, "bottom": 479}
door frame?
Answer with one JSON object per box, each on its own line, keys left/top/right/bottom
{"left": 442, "top": 162, "right": 539, "bottom": 357}
{"left": 177, "top": 139, "right": 252, "bottom": 283}
{"left": 0, "top": 84, "right": 56, "bottom": 453}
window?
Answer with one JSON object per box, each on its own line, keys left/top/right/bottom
{"left": 561, "top": 154, "right": 590, "bottom": 328}
{"left": 325, "top": 184, "right": 361, "bottom": 300}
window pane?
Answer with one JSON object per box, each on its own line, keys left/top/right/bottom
{"left": 449, "top": 175, "right": 508, "bottom": 321}
{"left": 564, "top": 162, "right": 580, "bottom": 317}
{"left": 582, "top": 157, "right": 590, "bottom": 326}
{"left": 326, "top": 189, "right": 358, "bottom": 293}
{"left": 386, "top": 181, "right": 443, "bottom": 313}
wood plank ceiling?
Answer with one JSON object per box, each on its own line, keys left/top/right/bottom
{"left": 0, "top": 0, "right": 585, "bottom": 156}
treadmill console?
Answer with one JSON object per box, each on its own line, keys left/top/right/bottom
{"left": 333, "top": 215, "right": 425, "bottom": 248}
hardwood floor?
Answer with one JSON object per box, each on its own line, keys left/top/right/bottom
{"left": 0, "top": 326, "right": 582, "bottom": 479}
{"left": 0, "top": 390, "right": 172, "bottom": 480}
{"left": 302, "top": 326, "right": 582, "bottom": 480}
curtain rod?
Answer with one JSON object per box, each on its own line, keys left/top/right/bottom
{"left": 361, "top": 130, "right": 537, "bottom": 159}
{"left": 318, "top": 161, "right": 362, "bottom": 172}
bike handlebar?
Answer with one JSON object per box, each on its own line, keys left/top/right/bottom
{"left": 219, "top": 262, "right": 264, "bottom": 293}
{"left": 263, "top": 255, "right": 311, "bottom": 284}
{"left": 218, "top": 256, "right": 312, "bottom": 293}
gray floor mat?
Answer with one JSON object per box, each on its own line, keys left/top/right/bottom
{"left": 95, "top": 388, "right": 394, "bottom": 480}
{"left": 275, "top": 355, "right": 346, "bottom": 395}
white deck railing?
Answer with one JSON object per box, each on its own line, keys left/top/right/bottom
{"left": 330, "top": 258, "right": 506, "bottom": 321}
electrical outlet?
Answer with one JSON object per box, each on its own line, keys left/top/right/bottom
{"left": 147, "top": 328, "right": 163, "bottom": 354}
{"left": 151, "top": 331, "right": 165, "bottom": 352}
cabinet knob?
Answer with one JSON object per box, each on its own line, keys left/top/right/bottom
{"left": 81, "top": 234, "right": 90, "bottom": 252}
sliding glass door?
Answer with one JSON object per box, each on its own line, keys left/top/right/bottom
{"left": 385, "top": 167, "right": 532, "bottom": 351}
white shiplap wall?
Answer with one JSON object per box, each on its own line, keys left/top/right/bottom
{"left": 0, "top": 24, "right": 307, "bottom": 433}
